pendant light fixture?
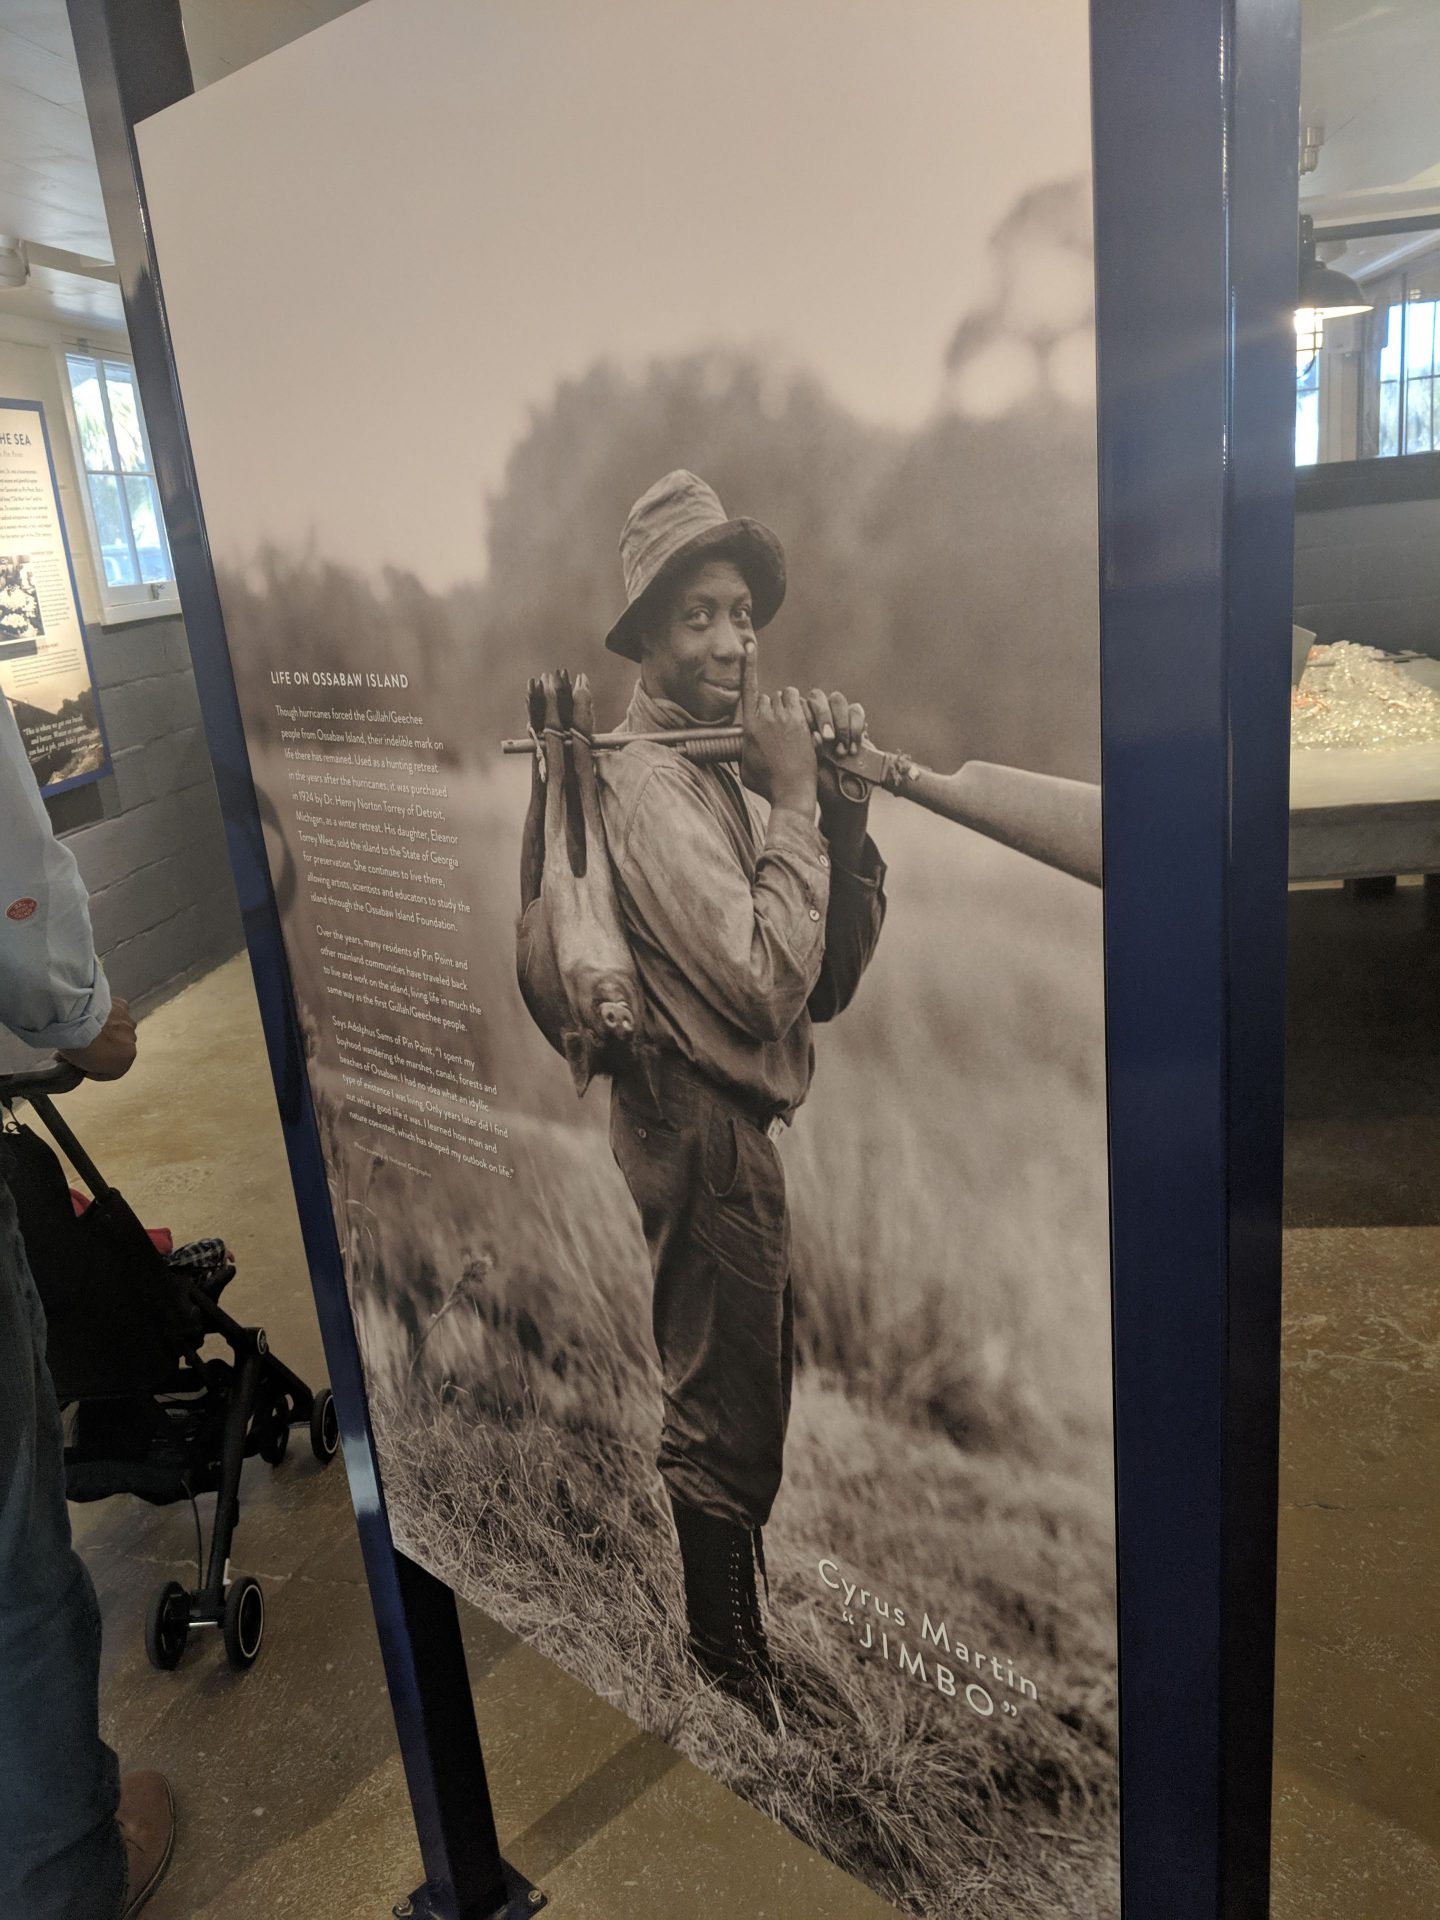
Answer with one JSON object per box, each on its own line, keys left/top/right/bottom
{"left": 1297, "top": 214, "right": 1372, "bottom": 330}
{"left": 0, "top": 236, "right": 29, "bottom": 291}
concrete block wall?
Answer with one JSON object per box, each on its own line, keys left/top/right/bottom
{"left": 1, "top": 320, "right": 243, "bottom": 1014}
{"left": 69, "top": 614, "right": 243, "bottom": 1012}
{"left": 1294, "top": 494, "right": 1440, "bottom": 658}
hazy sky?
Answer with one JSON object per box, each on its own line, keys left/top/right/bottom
{"left": 139, "top": 0, "right": 1092, "bottom": 589}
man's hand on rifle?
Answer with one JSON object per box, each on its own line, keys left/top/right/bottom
{"left": 803, "top": 688, "right": 866, "bottom": 761}
{"left": 803, "top": 687, "right": 868, "bottom": 823}
{"left": 739, "top": 642, "right": 819, "bottom": 820}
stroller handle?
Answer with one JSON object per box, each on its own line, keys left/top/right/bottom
{"left": 0, "top": 1060, "right": 86, "bottom": 1103}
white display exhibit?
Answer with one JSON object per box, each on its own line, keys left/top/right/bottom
{"left": 136, "top": 3, "right": 1120, "bottom": 1911}
{"left": 0, "top": 399, "right": 107, "bottom": 794}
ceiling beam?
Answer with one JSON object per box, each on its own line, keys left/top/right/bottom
{"left": 23, "top": 237, "right": 120, "bottom": 280}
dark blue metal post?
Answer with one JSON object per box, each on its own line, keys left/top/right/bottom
{"left": 65, "top": 3, "right": 539, "bottom": 1915}
{"left": 1218, "top": 4, "right": 1299, "bottom": 1911}
{"left": 1092, "top": 0, "right": 1296, "bottom": 1913}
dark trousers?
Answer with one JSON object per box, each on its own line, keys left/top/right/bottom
{"left": 609, "top": 1056, "right": 793, "bottom": 1532}
{"left": 0, "top": 1173, "right": 125, "bottom": 1920}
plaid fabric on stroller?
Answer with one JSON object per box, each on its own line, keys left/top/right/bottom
{"left": 65, "top": 1179, "right": 235, "bottom": 1298}
{"left": 1, "top": 1060, "right": 340, "bottom": 1673}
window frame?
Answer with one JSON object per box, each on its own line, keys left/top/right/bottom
{"left": 55, "top": 342, "right": 182, "bottom": 623}
{"left": 1294, "top": 335, "right": 1321, "bottom": 466}
{"left": 1295, "top": 226, "right": 1440, "bottom": 491}
{"left": 1295, "top": 444, "right": 1440, "bottom": 512}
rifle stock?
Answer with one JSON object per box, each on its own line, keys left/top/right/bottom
{"left": 894, "top": 761, "right": 1102, "bottom": 887}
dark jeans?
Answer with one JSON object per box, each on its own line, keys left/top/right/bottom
{"left": 0, "top": 1171, "right": 125, "bottom": 1919}
{"left": 610, "top": 1056, "right": 793, "bottom": 1532}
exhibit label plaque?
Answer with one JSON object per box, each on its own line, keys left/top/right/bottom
{"left": 0, "top": 399, "right": 108, "bottom": 794}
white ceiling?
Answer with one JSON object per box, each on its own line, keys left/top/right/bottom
{"left": 0, "top": 0, "right": 362, "bottom": 333}
{"left": 0, "top": 0, "right": 1436, "bottom": 336}
{"left": 0, "top": 4, "right": 107, "bottom": 260}
{"left": 1300, "top": 0, "right": 1440, "bottom": 278}
{"left": 1301, "top": 0, "right": 1440, "bottom": 209}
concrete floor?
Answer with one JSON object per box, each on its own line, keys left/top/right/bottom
{"left": 1271, "top": 879, "right": 1439, "bottom": 1918}
{"left": 44, "top": 881, "right": 1438, "bottom": 1916}
{"left": 55, "top": 956, "right": 893, "bottom": 1920}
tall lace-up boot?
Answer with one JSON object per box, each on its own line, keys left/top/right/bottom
{"left": 670, "top": 1498, "right": 782, "bottom": 1732}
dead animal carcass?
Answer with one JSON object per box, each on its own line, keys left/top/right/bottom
{"left": 515, "top": 670, "right": 646, "bottom": 1094}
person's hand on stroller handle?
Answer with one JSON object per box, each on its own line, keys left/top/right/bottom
{"left": 59, "top": 995, "right": 138, "bottom": 1082}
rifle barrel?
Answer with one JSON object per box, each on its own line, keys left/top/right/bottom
{"left": 502, "top": 726, "right": 1103, "bottom": 886}
{"left": 501, "top": 728, "right": 741, "bottom": 753}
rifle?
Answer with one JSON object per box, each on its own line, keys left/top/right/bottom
{"left": 502, "top": 725, "right": 1102, "bottom": 887}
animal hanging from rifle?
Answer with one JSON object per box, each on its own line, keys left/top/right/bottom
{"left": 514, "top": 667, "right": 1103, "bottom": 1099}
{"left": 515, "top": 670, "right": 648, "bottom": 1095}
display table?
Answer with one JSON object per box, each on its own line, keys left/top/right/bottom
{"left": 1289, "top": 741, "right": 1440, "bottom": 881}
{"left": 1289, "top": 652, "right": 1440, "bottom": 882}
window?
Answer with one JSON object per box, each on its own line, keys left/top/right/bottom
{"left": 62, "top": 350, "right": 177, "bottom": 615}
{"left": 1293, "top": 237, "right": 1440, "bottom": 470}
{"left": 1376, "top": 296, "right": 1439, "bottom": 457}
{"left": 1295, "top": 327, "right": 1321, "bottom": 467}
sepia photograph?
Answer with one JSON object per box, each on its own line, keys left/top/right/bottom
{"left": 138, "top": 2, "right": 1118, "bottom": 1911}
{"left": 0, "top": 555, "right": 44, "bottom": 653}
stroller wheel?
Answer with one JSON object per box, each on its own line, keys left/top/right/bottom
{"left": 144, "top": 1582, "right": 191, "bottom": 1671}
{"left": 309, "top": 1388, "right": 340, "bottom": 1464}
{"left": 260, "top": 1416, "right": 290, "bottom": 1467}
{"left": 223, "top": 1576, "right": 265, "bottom": 1671}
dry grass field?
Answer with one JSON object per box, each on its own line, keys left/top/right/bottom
{"left": 292, "top": 768, "right": 1120, "bottom": 1919}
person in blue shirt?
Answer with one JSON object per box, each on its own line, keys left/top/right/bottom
{"left": 0, "top": 692, "right": 176, "bottom": 1919}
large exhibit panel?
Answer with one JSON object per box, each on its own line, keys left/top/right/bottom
{"left": 134, "top": 2, "right": 1120, "bottom": 1914}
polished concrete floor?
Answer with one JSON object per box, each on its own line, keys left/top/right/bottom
{"left": 56, "top": 957, "right": 893, "bottom": 1920}
{"left": 1271, "top": 879, "right": 1439, "bottom": 1918}
{"left": 44, "top": 885, "right": 1437, "bottom": 1915}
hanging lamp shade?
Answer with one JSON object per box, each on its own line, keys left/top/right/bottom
{"left": 1297, "top": 216, "right": 1372, "bottom": 321}
{"left": 1298, "top": 257, "right": 1371, "bottom": 318}
{"left": 0, "top": 236, "right": 28, "bottom": 290}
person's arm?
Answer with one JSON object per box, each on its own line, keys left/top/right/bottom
{"left": 798, "top": 688, "right": 887, "bottom": 1021}
{"left": 59, "top": 997, "right": 137, "bottom": 1080}
{"left": 808, "top": 796, "right": 886, "bottom": 1023}
{"left": 613, "top": 759, "right": 832, "bottom": 1043}
{"left": 0, "top": 694, "right": 132, "bottom": 1074}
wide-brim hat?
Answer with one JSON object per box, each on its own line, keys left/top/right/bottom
{"left": 604, "top": 469, "right": 786, "bottom": 662}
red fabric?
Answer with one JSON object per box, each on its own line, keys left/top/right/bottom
{"left": 67, "top": 1186, "right": 173, "bottom": 1254}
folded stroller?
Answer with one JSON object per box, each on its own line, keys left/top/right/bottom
{"left": 0, "top": 1059, "right": 338, "bottom": 1673}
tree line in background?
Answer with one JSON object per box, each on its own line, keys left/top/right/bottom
{"left": 221, "top": 343, "right": 1100, "bottom": 781}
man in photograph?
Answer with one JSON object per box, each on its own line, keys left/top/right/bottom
{"left": 594, "top": 470, "right": 887, "bottom": 1724}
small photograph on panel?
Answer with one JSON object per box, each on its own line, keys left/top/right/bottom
{"left": 0, "top": 555, "right": 44, "bottom": 656}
